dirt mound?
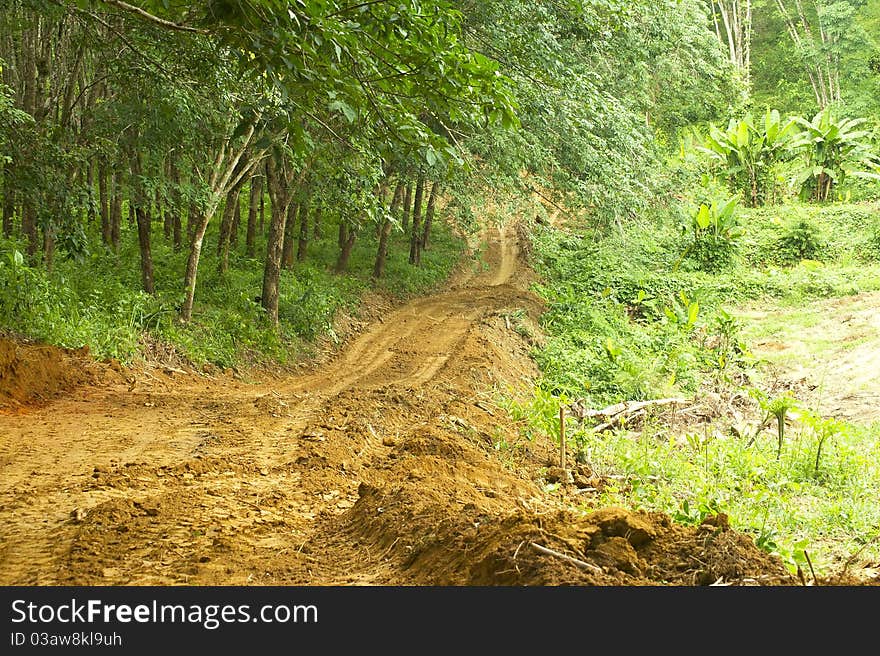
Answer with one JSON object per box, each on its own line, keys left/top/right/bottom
{"left": 0, "top": 338, "right": 104, "bottom": 411}
{"left": 343, "top": 486, "right": 795, "bottom": 585}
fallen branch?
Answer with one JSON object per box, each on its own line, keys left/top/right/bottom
{"left": 530, "top": 542, "right": 603, "bottom": 574}
{"left": 576, "top": 397, "right": 688, "bottom": 432}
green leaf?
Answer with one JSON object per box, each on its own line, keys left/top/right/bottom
{"left": 328, "top": 99, "right": 356, "bottom": 123}
{"left": 736, "top": 121, "right": 750, "bottom": 148}
{"left": 687, "top": 301, "right": 699, "bottom": 327}
{"left": 695, "top": 204, "right": 710, "bottom": 230}
{"left": 717, "top": 198, "right": 737, "bottom": 222}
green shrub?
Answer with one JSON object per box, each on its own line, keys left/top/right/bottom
{"left": 679, "top": 198, "right": 743, "bottom": 272}
{"left": 867, "top": 220, "right": 880, "bottom": 261}
{"left": 772, "top": 217, "right": 826, "bottom": 264}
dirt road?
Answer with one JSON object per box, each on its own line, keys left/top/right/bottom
{"left": 0, "top": 224, "right": 800, "bottom": 586}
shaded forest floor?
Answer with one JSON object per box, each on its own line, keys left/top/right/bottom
{"left": 1, "top": 224, "right": 875, "bottom": 586}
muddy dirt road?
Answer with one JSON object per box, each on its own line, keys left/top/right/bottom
{"left": 1, "top": 225, "right": 804, "bottom": 586}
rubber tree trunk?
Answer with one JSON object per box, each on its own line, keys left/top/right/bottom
{"left": 135, "top": 206, "right": 155, "bottom": 294}
{"left": 187, "top": 165, "right": 199, "bottom": 243}
{"left": 180, "top": 123, "right": 260, "bottom": 323}
{"left": 217, "top": 186, "right": 242, "bottom": 274}
{"left": 296, "top": 196, "right": 309, "bottom": 262}
{"left": 161, "top": 186, "right": 171, "bottom": 240}
{"left": 261, "top": 158, "right": 294, "bottom": 325}
{"left": 421, "top": 182, "right": 439, "bottom": 251}
{"left": 170, "top": 160, "right": 182, "bottom": 251}
{"left": 43, "top": 228, "right": 55, "bottom": 273}
{"left": 217, "top": 195, "right": 232, "bottom": 256}
{"left": 313, "top": 206, "right": 322, "bottom": 240}
{"left": 98, "top": 163, "right": 110, "bottom": 245}
{"left": 246, "top": 175, "right": 261, "bottom": 257}
{"left": 181, "top": 182, "right": 236, "bottom": 321}
{"left": 401, "top": 182, "right": 413, "bottom": 234}
{"left": 409, "top": 172, "right": 425, "bottom": 266}
{"left": 187, "top": 199, "right": 198, "bottom": 244}
{"left": 22, "top": 205, "right": 38, "bottom": 258}
{"left": 335, "top": 223, "right": 357, "bottom": 273}
{"left": 131, "top": 150, "right": 155, "bottom": 294}
{"left": 230, "top": 194, "right": 241, "bottom": 248}
{"left": 373, "top": 181, "right": 404, "bottom": 280}
{"left": 110, "top": 171, "right": 122, "bottom": 251}
{"left": 86, "top": 161, "right": 96, "bottom": 229}
{"left": 281, "top": 201, "right": 298, "bottom": 270}
{"left": 338, "top": 219, "right": 348, "bottom": 249}
{"left": 181, "top": 208, "right": 208, "bottom": 322}
{"left": 260, "top": 160, "right": 268, "bottom": 235}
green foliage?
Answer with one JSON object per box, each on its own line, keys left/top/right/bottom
{"left": 530, "top": 220, "right": 729, "bottom": 407}
{"left": 0, "top": 212, "right": 464, "bottom": 366}
{"left": 0, "top": 69, "right": 33, "bottom": 163}
{"left": 798, "top": 411, "right": 848, "bottom": 478}
{"left": 520, "top": 400, "right": 880, "bottom": 571}
{"left": 740, "top": 201, "right": 880, "bottom": 268}
{"left": 789, "top": 108, "right": 880, "bottom": 202}
{"left": 709, "top": 308, "right": 749, "bottom": 372}
{"left": 521, "top": 191, "right": 880, "bottom": 572}
{"left": 698, "top": 110, "right": 798, "bottom": 207}
{"left": 458, "top": 0, "right": 738, "bottom": 226}
{"left": 695, "top": 105, "right": 880, "bottom": 208}
{"left": 677, "top": 197, "right": 743, "bottom": 271}
{"left": 755, "top": 391, "right": 799, "bottom": 460}
{"left": 673, "top": 498, "right": 724, "bottom": 526}
{"left": 772, "top": 217, "right": 827, "bottom": 265}
{"left": 868, "top": 219, "right": 880, "bottom": 260}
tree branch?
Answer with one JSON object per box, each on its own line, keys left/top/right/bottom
{"left": 97, "top": 0, "right": 208, "bottom": 34}
{"left": 327, "top": 0, "right": 392, "bottom": 18}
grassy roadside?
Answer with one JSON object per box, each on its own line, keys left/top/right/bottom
{"left": 509, "top": 200, "right": 880, "bottom": 574}
{"left": 0, "top": 215, "right": 467, "bottom": 368}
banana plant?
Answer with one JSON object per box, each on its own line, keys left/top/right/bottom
{"left": 698, "top": 109, "right": 798, "bottom": 207}
{"left": 788, "top": 108, "right": 880, "bottom": 202}
{"left": 693, "top": 197, "right": 742, "bottom": 242}
{"left": 673, "top": 197, "right": 743, "bottom": 271}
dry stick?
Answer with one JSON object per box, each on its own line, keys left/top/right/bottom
{"left": 379, "top": 538, "right": 400, "bottom": 561}
{"left": 589, "top": 398, "right": 688, "bottom": 433}
{"left": 796, "top": 565, "right": 808, "bottom": 587}
{"left": 512, "top": 540, "right": 526, "bottom": 575}
{"left": 530, "top": 542, "right": 602, "bottom": 575}
{"left": 804, "top": 551, "right": 818, "bottom": 586}
{"left": 588, "top": 397, "right": 687, "bottom": 422}
{"left": 559, "top": 406, "right": 566, "bottom": 470}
